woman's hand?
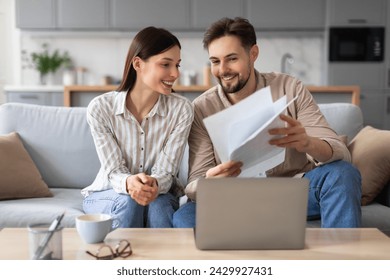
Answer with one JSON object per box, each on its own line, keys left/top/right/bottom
{"left": 126, "top": 173, "right": 159, "bottom": 206}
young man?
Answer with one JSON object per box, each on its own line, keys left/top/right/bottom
{"left": 173, "top": 17, "right": 361, "bottom": 228}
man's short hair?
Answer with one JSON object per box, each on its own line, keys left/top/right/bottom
{"left": 203, "top": 17, "right": 257, "bottom": 52}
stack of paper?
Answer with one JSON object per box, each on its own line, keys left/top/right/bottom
{"left": 203, "top": 86, "right": 296, "bottom": 177}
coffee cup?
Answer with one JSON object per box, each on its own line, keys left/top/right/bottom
{"left": 76, "top": 214, "right": 119, "bottom": 244}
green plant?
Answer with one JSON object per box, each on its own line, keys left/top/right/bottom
{"left": 22, "top": 43, "right": 72, "bottom": 76}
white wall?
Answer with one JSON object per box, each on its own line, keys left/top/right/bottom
{"left": 4, "top": 0, "right": 325, "bottom": 95}
{"left": 18, "top": 32, "right": 324, "bottom": 87}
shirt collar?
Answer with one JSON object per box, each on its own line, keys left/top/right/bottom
{"left": 114, "top": 91, "right": 168, "bottom": 117}
{"left": 148, "top": 94, "right": 168, "bottom": 117}
{"left": 114, "top": 91, "right": 128, "bottom": 116}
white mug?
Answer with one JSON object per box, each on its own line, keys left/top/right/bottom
{"left": 76, "top": 214, "right": 119, "bottom": 244}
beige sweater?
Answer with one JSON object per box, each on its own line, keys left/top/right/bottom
{"left": 185, "top": 71, "right": 350, "bottom": 200}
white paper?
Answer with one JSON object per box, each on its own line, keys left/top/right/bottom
{"left": 203, "top": 86, "right": 297, "bottom": 176}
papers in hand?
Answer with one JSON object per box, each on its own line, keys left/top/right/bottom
{"left": 203, "top": 86, "right": 297, "bottom": 177}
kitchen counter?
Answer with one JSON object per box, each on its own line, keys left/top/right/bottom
{"left": 64, "top": 85, "right": 360, "bottom": 107}
{"left": 4, "top": 85, "right": 64, "bottom": 92}
{"left": 4, "top": 84, "right": 360, "bottom": 107}
{"left": 307, "top": 85, "right": 360, "bottom": 106}
{"left": 4, "top": 85, "right": 65, "bottom": 106}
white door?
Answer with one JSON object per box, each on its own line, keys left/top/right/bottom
{"left": 0, "top": 0, "right": 18, "bottom": 104}
{"left": 0, "top": 1, "right": 7, "bottom": 104}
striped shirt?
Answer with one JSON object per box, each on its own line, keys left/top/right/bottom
{"left": 81, "top": 90, "right": 194, "bottom": 198}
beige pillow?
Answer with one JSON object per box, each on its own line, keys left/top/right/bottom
{"left": 348, "top": 126, "right": 390, "bottom": 205}
{"left": 0, "top": 132, "right": 52, "bottom": 200}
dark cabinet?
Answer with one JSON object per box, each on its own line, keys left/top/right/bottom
{"left": 328, "top": 0, "right": 387, "bottom": 26}
{"left": 16, "top": 0, "right": 56, "bottom": 29}
{"left": 246, "top": 0, "right": 325, "bottom": 30}
{"left": 16, "top": 0, "right": 326, "bottom": 31}
{"left": 57, "top": 0, "right": 109, "bottom": 29}
{"left": 110, "top": 0, "right": 190, "bottom": 30}
{"left": 359, "top": 90, "right": 390, "bottom": 129}
{"left": 191, "top": 0, "right": 244, "bottom": 30}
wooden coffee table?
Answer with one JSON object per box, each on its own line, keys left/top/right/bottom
{"left": 0, "top": 228, "right": 389, "bottom": 260}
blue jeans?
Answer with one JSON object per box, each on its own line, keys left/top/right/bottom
{"left": 173, "top": 160, "right": 362, "bottom": 228}
{"left": 83, "top": 189, "right": 179, "bottom": 228}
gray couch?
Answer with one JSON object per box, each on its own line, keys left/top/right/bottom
{"left": 0, "top": 102, "right": 389, "bottom": 231}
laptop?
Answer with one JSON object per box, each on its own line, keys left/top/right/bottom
{"left": 194, "top": 177, "right": 309, "bottom": 250}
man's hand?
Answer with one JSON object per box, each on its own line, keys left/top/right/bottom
{"left": 205, "top": 161, "right": 243, "bottom": 178}
{"left": 268, "top": 114, "right": 311, "bottom": 153}
{"left": 268, "top": 114, "right": 332, "bottom": 162}
{"left": 126, "top": 173, "right": 158, "bottom": 206}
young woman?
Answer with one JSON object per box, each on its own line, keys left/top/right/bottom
{"left": 81, "top": 27, "right": 194, "bottom": 228}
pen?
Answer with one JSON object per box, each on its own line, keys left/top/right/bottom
{"left": 33, "top": 211, "right": 65, "bottom": 260}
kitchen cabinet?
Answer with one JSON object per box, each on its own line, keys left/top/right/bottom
{"left": 16, "top": 0, "right": 109, "bottom": 30}
{"left": 57, "top": 0, "right": 109, "bottom": 29}
{"left": 328, "top": 0, "right": 387, "bottom": 26}
{"left": 111, "top": 0, "right": 190, "bottom": 30}
{"left": 15, "top": 0, "right": 56, "bottom": 29}
{"left": 191, "top": 0, "right": 244, "bottom": 29}
{"left": 385, "top": 4, "right": 390, "bottom": 90}
{"left": 4, "top": 86, "right": 64, "bottom": 106}
{"left": 359, "top": 90, "right": 390, "bottom": 129}
{"left": 16, "top": 0, "right": 326, "bottom": 31}
{"left": 328, "top": 63, "right": 385, "bottom": 89}
{"left": 246, "top": 0, "right": 325, "bottom": 30}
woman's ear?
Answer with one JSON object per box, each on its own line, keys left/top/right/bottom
{"left": 132, "top": 56, "right": 142, "bottom": 71}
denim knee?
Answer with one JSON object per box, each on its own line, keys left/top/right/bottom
{"left": 173, "top": 202, "right": 196, "bottom": 228}
{"left": 325, "top": 161, "right": 362, "bottom": 195}
{"left": 305, "top": 160, "right": 362, "bottom": 227}
{"left": 112, "top": 194, "right": 144, "bottom": 227}
{"left": 147, "top": 194, "right": 178, "bottom": 228}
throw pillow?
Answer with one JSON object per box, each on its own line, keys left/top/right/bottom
{"left": 348, "top": 126, "right": 390, "bottom": 205}
{"left": 0, "top": 132, "right": 52, "bottom": 200}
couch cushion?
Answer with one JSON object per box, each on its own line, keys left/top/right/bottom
{"left": 0, "top": 103, "right": 100, "bottom": 189}
{"left": 0, "top": 188, "right": 84, "bottom": 227}
{"left": 348, "top": 126, "right": 390, "bottom": 205}
{"left": 318, "top": 103, "right": 363, "bottom": 143}
{"left": 0, "top": 132, "right": 52, "bottom": 200}
{"left": 305, "top": 202, "right": 390, "bottom": 231}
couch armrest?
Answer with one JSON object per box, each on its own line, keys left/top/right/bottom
{"left": 375, "top": 181, "right": 390, "bottom": 207}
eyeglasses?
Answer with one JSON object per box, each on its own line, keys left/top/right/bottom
{"left": 86, "top": 240, "right": 132, "bottom": 260}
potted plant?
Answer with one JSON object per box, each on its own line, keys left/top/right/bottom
{"left": 22, "top": 43, "right": 72, "bottom": 85}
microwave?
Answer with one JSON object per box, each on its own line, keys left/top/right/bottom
{"left": 329, "top": 27, "right": 384, "bottom": 62}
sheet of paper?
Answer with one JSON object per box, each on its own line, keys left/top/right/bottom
{"left": 204, "top": 87, "right": 274, "bottom": 163}
{"left": 230, "top": 95, "right": 297, "bottom": 170}
{"left": 203, "top": 86, "right": 297, "bottom": 175}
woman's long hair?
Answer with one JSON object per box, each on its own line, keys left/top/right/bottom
{"left": 117, "top": 27, "right": 181, "bottom": 92}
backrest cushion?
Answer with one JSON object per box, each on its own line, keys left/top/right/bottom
{"left": 348, "top": 126, "right": 390, "bottom": 205}
{"left": 318, "top": 103, "right": 363, "bottom": 144}
{"left": 0, "top": 103, "right": 99, "bottom": 188}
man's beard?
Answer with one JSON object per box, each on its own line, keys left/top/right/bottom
{"left": 218, "top": 67, "right": 251, "bottom": 94}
